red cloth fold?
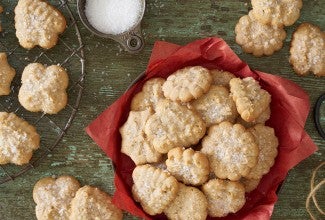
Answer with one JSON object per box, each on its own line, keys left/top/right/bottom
{"left": 86, "top": 37, "right": 318, "bottom": 220}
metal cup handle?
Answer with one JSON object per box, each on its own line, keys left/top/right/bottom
{"left": 113, "top": 24, "right": 144, "bottom": 53}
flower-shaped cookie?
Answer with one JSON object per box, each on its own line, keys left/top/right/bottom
{"left": 290, "top": 23, "right": 325, "bottom": 76}
{"left": 70, "top": 186, "right": 123, "bottom": 220}
{"left": 132, "top": 164, "right": 179, "bottom": 215}
{"left": 0, "top": 53, "right": 16, "bottom": 96}
{"left": 33, "top": 176, "right": 81, "bottom": 220}
{"left": 0, "top": 112, "right": 40, "bottom": 165}
{"left": 202, "top": 179, "right": 246, "bottom": 217}
{"left": 235, "top": 11, "right": 286, "bottom": 57}
{"left": 14, "top": 0, "right": 66, "bottom": 49}
{"left": 162, "top": 66, "right": 212, "bottom": 102}
{"left": 166, "top": 147, "right": 210, "bottom": 186}
{"left": 144, "top": 99, "right": 206, "bottom": 153}
{"left": 251, "top": 0, "right": 303, "bottom": 27}
{"left": 18, "top": 63, "right": 69, "bottom": 114}
{"left": 201, "top": 121, "right": 259, "bottom": 181}
{"left": 120, "top": 109, "right": 162, "bottom": 165}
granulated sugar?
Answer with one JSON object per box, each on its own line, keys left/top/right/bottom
{"left": 85, "top": 0, "right": 143, "bottom": 35}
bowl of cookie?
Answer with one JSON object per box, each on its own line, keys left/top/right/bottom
{"left": 86, "top": 37, "right": 317, "bottom": 219}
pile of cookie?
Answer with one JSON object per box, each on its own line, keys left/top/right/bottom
{"left": 120, "top": 66, "right": 279, "bottom": 219}
{"left": 33, "top": 175, "right": 123, "bottom": 220}
{"left": 235, "top": 0, "right": 324, "bottom": 76}
{"left": 0, "top": 0, "right": 69, "bottom": 165}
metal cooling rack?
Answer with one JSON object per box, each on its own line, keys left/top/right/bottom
{"left": 0, "top": 0, "right": 85, "bottom": 184}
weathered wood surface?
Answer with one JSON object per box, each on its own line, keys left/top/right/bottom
{"left": 0, "top": 0, "right": 324, "bottom": 219}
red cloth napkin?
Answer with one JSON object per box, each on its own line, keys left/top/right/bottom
{"left": 86, "top": 37, "right": 318, "bottom": 220}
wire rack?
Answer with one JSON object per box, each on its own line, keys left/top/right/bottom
{"left": 0, "top": 0, "right": 85, "bottom": 184}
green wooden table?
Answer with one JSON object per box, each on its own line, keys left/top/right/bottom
{"left": 0, "top": 0, "right": 324, "bottom": 219}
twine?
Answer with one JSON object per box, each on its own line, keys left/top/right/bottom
{"left": 306, "top": 162, "right": 325, "bottom": 220}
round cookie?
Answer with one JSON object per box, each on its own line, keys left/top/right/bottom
{"left": 145, "top": 99, "right": 206, "bottom": 154}
{"left": 18, "top": 63, "right": 69, "bottom": 114}
{"left": 251, "top": 0, "right": 303, "bottom": 27}
{"left": 245, "top": 124, "right": 279, "bottom": 179}
{"left": 0, "top": 53, "right": 16, "bottom": 96}
{"left": 289, "top": 23, "right": 325, "bottom": 76}
{"left": 132, "top": 164, "right": 179, "bottom": 215}
{"left": 120, "top": 109, "right": 162, "bottom": 165}
{"left": 131, "top": 78, "right": 166, "bottom": 111}
{"left": 191, "top": 85, "right": 238, "bottom": 126}
{"left": 164, "top": 183, "right": 208, "bottom": 220}
{"left": 202, "top": 179, "right": 246, "bottom": 217}
{"left": 235, "top": 11, "right": 286, "bottom": 57}
{"left": 201, "top": 121, "right": 259, "bottom": 181}
{"left": 166, "top": 147, "right": 210, "bottom": 186}
{"left": 162, "top": 66, "right": 212, "bottom": 102}
{"left": 209, "top": 69, "right": 236, "bottom": 88}
{"left": 0, "top": 112, "right": 40, "bottom": 165}
{"left": 14, "top": 0, "right": 66, "bottom": 49}
{"left": 33, "top": 175, "right": 81, "bottom": 220}
{"left": 230, "top": 77, "right": 271, "bottom": 122}
{"left": 241, "top": 177, "right": 261, "bottom": 193}
{"left": 70, "top": 186, "right": 123, "bottom": 220}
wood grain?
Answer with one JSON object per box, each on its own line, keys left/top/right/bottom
{"left": 0, "top": 0, "right": 324, "bottom": 219}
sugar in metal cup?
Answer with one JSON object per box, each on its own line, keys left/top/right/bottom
{"left": 77, "top": 0, "right": 145, "bottom": 53}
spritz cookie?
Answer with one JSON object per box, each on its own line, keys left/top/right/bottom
{"left": 131, "top": 78, "right": 166, "bottom": 111}
{"left": 0, "top": 112, "right": 40, "bottom": 165}
{"left": 0, "top": 53, "right": 16, "bottom": 96}
{"left": 289, "top": 23, "right": 325, "bottom": 76}
{"left": 251, "top": 0, "right": 303, "bottom": 27}
{"left": 241, "top": 177, "right": 261, "bottom": 193}
{"left": 33, "top": 175, "right": 80, "bottom": 220}
{"left": 230, "top": 77, "right": 271, "bottom": 122}
{"left": 235, "top": 11, "right": 286, "bottom": 57}
{"left": 166, "top": 147, "right": 210, "bottom": 186}
{"left": 164, "top": 183, "right": 208, "bottom": 220}
{"left": 132, "top": 164, "right": 179, "bottom": 215}
{"left": 191, "top": 85, "right": 238, "bottom": 126}
{"left": 70, "top": 186, "right": 123, "bottom": 220}
{"left": 201, "top": 121, "right": 259, "bottom": 181}
{"left": 202, "top": 179, "right": 246, "bottom": 217}
{"left": 245, "top": 124, "right": 278, "bottom": 179}
{"left": 237, "top": 106, "right": 271, "bottom": 128}
{"left": 162, "top": 66, "right": 212, "bottom": 102}
{"left": 18, "top": 63, "right": 69, "bottom": 114}
{"left": 145, "top": 99, "right": 206, "bottom": 154}
{"left": 209, "top": 69, "right": 235, "bottom": 88}
{"left": 14, "top": 0, "right": 66, "bottom": 49}
{"left": 120, "top": 109, "right": 162, "bottom": 165}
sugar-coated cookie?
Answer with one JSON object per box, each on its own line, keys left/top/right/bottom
{"left": 0, "top": 53, "right": 16, "bottom": 96}
{"left": 162, "top": 66, "right": 212, "bottom": 102}
{"left": 132, "top": 164, "right": 179, "bottom": 215}
{"left": 166, "top": 147, "right": 209, "bottom": 186}
{"left": 251, "top": 0, "right": 303, "bottom": 27}
{"left": 14, "top": 0, "right": 66, "bottom": 49}
{"left": 191, "top": 85, "right": 238, "bottom": 126}
{"left": 210, "top": 69, "right": 236, "bottom": 88}
{"left": 241, "top": 177, "right": 261, "bottom": 193}
{"left": 201, "top": 122, "right": 259, "bottom": 181}
{"left": 164, "top": 183, "right": 208, "bottom": 220}
{"left": 289, "top": 23, "right": 325, "bottom": 76}
{"left": 18, "top": 63, "right": 69, "bottom": 114}
{"left": 131, "top": 78, "right": 166, "bottom": 111}
{"left": 230, "top": 77, "right": 271, "bottom": 122}
{"left": 0, "top": 112, "right": 40, "bottom": 165}
{"left": 33, "top": 176, "right": 81, "bottom": 220}
{"left": 145, "top": 100, "right": 206, "bottom": 154}
{"left": 236, "top": 106, "right": 271, "bottom": 128}
{"left": 235, "top": 11, "right": 286, "bottom": 57}
{"left": 70, "top": 186, "right": 123, "bottom": 220}
{"left": 202, "top": 179, "right": 246, "bottom": 217}
{"left": 245, "top": 124, "right": 278, "bottom": 179}
{"left": 120, "top": 109, "right": 162, "bottom": 165}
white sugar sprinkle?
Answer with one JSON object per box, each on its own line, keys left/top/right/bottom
{"left": 85, "top": 0, "right": 143, "bottom": 35}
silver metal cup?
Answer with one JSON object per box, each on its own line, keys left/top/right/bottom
{"left": 77, "top": 0, "right": 145, "bottom": 53}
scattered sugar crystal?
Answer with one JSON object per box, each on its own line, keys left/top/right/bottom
{"left": 85, "top": 0, "right": 143, "bottom": 35}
